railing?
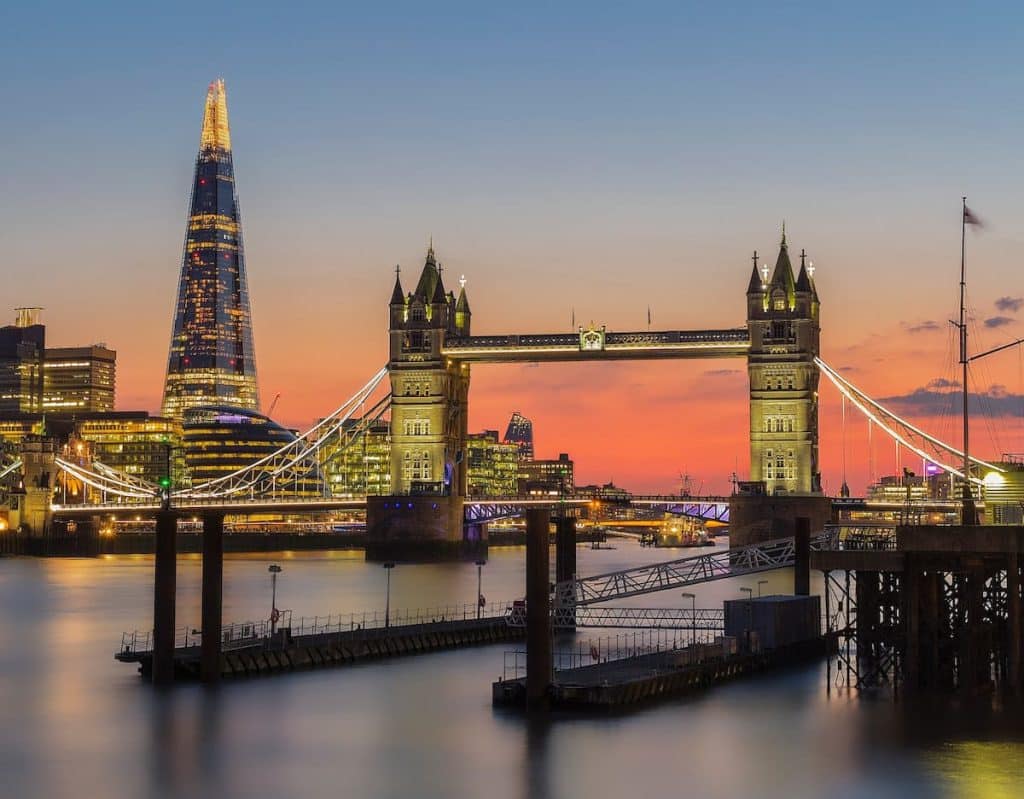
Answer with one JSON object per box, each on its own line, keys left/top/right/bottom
{"left": 504, "top": 604, "right": 725, "bottom": 631}
{"left": 558, "top": 530, "right": 837, "bottom": 606}
{"left": 823, "top": 524, "right": 898, "bottom": 551}
{"left": 501, "top": 629, "right": 720, "bottom": 680}
{"left": 117, "top": 601, "right": 516, "bottom": 656}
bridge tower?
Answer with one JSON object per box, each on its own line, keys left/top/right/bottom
{"left": 14, "top": 435, "right": 57, "bottom": 539}
{"left": 732, "top": 229, "right": 831, "bottom": 546}
{"left": 366, "top": 246, "right": 478, "bottom": 560}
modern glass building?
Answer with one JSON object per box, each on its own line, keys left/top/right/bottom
{"left": 43, "top": 346, "right": 116, "bottom": 413}
{"left": 162, "top": 79, "right": 259, "bottom": 422}
{"left": 75, "top": 413, "right": 183, "bottom": 487}
{"left": 0, "top": 309, "right": 45, "bottom": 415}
{"left": 466, "top": 430, "right": 519, "bottom": 497}
{"left": 503, "top": 411, "right": 534, "bottom": 461}
{"left": 183, "top": 406, "right": 305, "bottom": 489}
{"left": 322, "top": 417, "right": 392, "bottom": 497}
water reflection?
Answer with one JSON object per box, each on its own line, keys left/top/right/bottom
{"left": 524, "top": 716, "right": 552, "bottom": 799}
{"left": 0, "top": 543, "right": 1021, "bottom": 798}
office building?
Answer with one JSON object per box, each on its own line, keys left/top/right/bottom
{"left": 43, "top": 346, "right": 116, "bottom": 412}
{"left": 519, "top": 453, "right": 574, "bottom": 496}
{"left": 466, "top": 430, "right": 519, "bottom": 497}
{"left": 503, "top": 411, "right": 534, "bottom": 461}
{"left": 0, "top": 308, "right": 45, "bottom": 415}
{"left": 162, "top": 79, "right": 260, "bottom": 422}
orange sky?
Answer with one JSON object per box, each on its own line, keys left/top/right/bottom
{"left": 54, "top": 229, "right": 1021, "bottom": 498}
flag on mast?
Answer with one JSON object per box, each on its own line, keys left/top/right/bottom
{"left": 647, "top": 306, "right": 651, "bottom": 327}
{"left": 963, "top": 205, "right": 984, "bottom": 228}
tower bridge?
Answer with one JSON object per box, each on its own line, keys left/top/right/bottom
{"left": 19, "top": 227, "right": 1003, "bottom": 560}
{"left": 369, "top": 232, "right": 826, "bottom": 558}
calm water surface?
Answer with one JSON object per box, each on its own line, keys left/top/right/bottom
{"left": 0, "top": 539, "right": 1021, "bottom": 799}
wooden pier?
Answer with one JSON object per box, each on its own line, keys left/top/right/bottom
{"left": 117, "top": 613, "right": 523, "bottom": 681}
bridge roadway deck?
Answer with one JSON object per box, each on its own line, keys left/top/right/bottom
{"left": 441, "top": 328, "right": 750, "bottom": 363}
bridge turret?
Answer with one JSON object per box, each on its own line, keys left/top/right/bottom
{"left": 389, "top": 267, "right": 406, "bottom": 328}
{"left": 455, "top": 281, "right": 471, "bottom": 335}
{"left": 746, "top": 250, "right": 765, "bottom": 319}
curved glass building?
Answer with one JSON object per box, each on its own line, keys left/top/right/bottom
{"left": 183, "top": 406, "right": 305, "bottom": 488}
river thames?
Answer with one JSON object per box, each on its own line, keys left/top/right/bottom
{"left": 1, "top": 539, "right": 1021, "bottom": 799}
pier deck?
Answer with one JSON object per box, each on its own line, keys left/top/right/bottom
{"left": 117, "top": 612, "right": 524, "bottom": 681}
{"left": 493, "top": 635, "right": 833, "bottom": 710}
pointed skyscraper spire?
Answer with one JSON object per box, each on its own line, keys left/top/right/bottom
{"left": 162, "top": 79, "right": 259, "bottom": 422}
{"left": 200, "top": 78, "right": 231, "bottom": 152}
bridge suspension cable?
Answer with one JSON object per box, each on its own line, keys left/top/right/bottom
{"left": 50, "top": 367, "right": 391, "bottom": 506}
{"left": 55, "top": 457, "right": 157, "bottom": 500}
{"left": 177, "top": 366, "right": 390, "bottom": 498}
{"left": 815, "top": 357, "right": 1001, "bottom": 484}
{"left": 0, "top": 458, "right": 23, "bottom": 482}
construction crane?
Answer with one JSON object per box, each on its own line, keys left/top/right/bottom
{"left": 267, "top": 392, "right": 281, "bottom": 418}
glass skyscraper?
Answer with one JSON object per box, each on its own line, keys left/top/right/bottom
{"left": 162, "top": 79, "right": 259, "bottom": 422}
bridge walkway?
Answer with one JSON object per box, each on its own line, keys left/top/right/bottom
{"left": 559, "top": 531, "right": 835, "bottom": 606}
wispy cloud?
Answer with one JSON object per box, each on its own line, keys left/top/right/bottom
{"left": 995, "top": 296, "right": 1023, "bottom": 313}
{"left": 703, "top": 368, "right": 741, "bottom": 377}
{"left": 905, "top": 320, "right": 941, "bottom": 334}
{"left": 881, "top": 382, "right": 1024, "bottom": 417}
{"left": 984, "top": 315, "right": 1014, "bottom": 329}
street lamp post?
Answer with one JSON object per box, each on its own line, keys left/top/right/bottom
{"left": 740, "top": 586, "right": 753, "bottom": 652}
{"left": 757, "top": 579, "right": 769, "bottom": 598}
{"left": 681, "top": 591, "right": 696, "bottom": 647}
{"left": 383, "top": 562, "right": 395, "bottom": 628}
{"left": 268, "top": 564, "right": 282, "bottom": 634}
{"left": 475, "top": 559, "right": 487, "bottom": 620}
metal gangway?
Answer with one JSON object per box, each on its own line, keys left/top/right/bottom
{"left": 556, "top": 530, "right": 836, "bottom": 607}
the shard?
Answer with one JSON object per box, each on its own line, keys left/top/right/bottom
{"left": 161, "top": 79, "right": 259, "bottom": 422}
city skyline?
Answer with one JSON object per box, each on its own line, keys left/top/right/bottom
{"left": 4, "top": 3, "right": 1024, "bottom": 494}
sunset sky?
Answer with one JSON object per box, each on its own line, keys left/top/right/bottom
{"left": 3, "top": 2, "right": 1024, "bottom": 494}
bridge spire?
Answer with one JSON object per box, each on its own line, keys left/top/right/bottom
{"left": 414, "top": 243, "right": 441, "bottom": 300}
{"left": 390, "top": 265, "right": 405, "bottom": 305}
{"left": 769, "top": 227, "right": 796, "bottom": 303}
{"left": 746, "top": 250, "right": 763, "bottom": 294}
{"left": 795, "top": 248, "right": 812, "bottom": 293}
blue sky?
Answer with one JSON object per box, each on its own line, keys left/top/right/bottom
{"left": 2, "top": 1, "right": 1023, "bottom": 490}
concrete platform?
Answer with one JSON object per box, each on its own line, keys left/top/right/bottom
{"left": 493, "top": 636, "right": 834, "bottom": 710}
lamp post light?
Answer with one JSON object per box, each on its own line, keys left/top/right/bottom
{"left": 383, "top": 562, "right": 395, "bottom": 628}
{"left": 740, "top": 586, "right": 753, "bottom": 652}
{"left": 268, "top": 564, "right": 282, "bottom": 634}
{"left": 475, "top": 559, "right": 487, "bottom": 620}
{"left": 757, "top": 579, "right": 769, "bottom": 598}
{"left": 681, "top": 592, "right": 696, "bottom": 647}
